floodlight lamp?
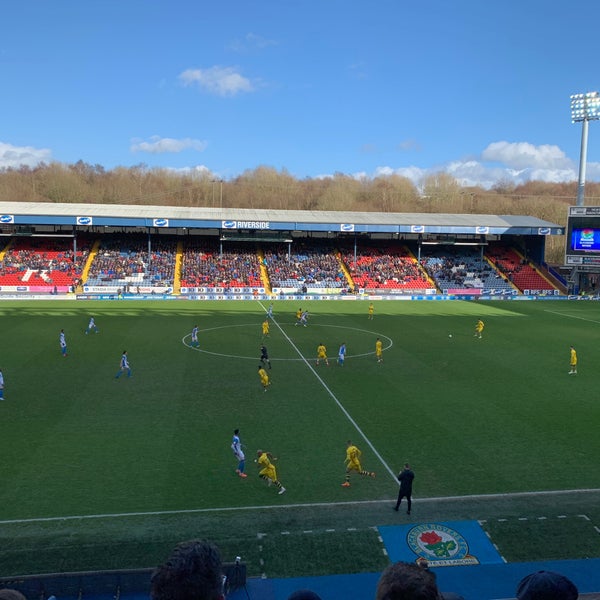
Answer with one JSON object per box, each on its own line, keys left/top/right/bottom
{"left": 570, "top": 91, "right": 600, "bottom": 122}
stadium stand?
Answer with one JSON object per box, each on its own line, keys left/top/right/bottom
{"left": 341, "top": 243, "right": 434, "bottom": 291}
{"left": 0, "top": 233, "right": 562, "bottom": 297}
{"left": 85, "top": 234, "right": 177, "bottom": 290}
{"left": 420, "top": 246, "right": 514, "bottom": 293}
{"left": 0, "top": 237, "right": 90, "bottom": 290}
{"left": 486, "top": 245, "right": 557, "bottom": 292}
{"left": 264, "top": 241, "right": 346, "bottom": 291}
{"left": 180, "top": 239, "right": 262, "bottom": 288}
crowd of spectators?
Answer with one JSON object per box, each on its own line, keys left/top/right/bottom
{"left": 0, "top": 238, "right": 89, "bottom": 286}
{"left": 264, "top": 242, "right": 346, "bottom": 289}
{"left": 421, "top": 247, "right": 512, "bottom": 291}
{"left": 342, "top": 244, "right": 431, "bottom": 290}
{"left": 0, "top": 540, "right": 585, "bottom": 600}
{"left": 147, "top": 540, "right": 582, "bottom": 600}
{"left": 87, "top": 235, "right": 177, "bottom": 286}
{"left": 180, "top": 240, "right": 262, "bottom": 288}
{"left": 0, "top": 236, "right": 559, "bottom": 294}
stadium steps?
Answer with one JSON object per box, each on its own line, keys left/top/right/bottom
{"left": 405, "top": 245, "right": 440, "bottom": 291}
{"left": 336, "top": 249, "right": 356, "bottom": 291}
{"left": 511, "top": 247, "right": 561, "bottom": 291}
{"left": 483, "top": 255, "right": 519, "bottom": 292}
{"left": 0, "top": 237, "right": 14, "bottom": 261}
{"left": 257, "top": 248, "right": 272, "bottom": 294}
{"left": 79, "top": 239, "right": 102, "bottom": 286}
{"left": 172, "top": 240, "right": 183, "bottom": 294}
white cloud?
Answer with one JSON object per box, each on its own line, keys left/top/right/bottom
{"left": 0, "top": 142, "right": 52, "bottom": 168}
{"left": 481, "top": 141, "right": 572, "bottom": 170}
{"left": 130, "top": 136, "right": 208, "bottom": 154}
{"left": 228, "top": 33, "right": 278, "bottom": 53}
{"left": 179, "top": 66, "right": 253, "bottom": 96}
{"left": 374, "top": 141, "right": 583, "bottom": 189}
{"left": 375, "top": 165, "right": 427, "bottom": 182}
{"left": 167, "top": 165, "right": 212, "bottom": 176}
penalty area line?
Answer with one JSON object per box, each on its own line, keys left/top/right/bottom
{"left": 1, "top": 488, "right": 599, "bottom": 526}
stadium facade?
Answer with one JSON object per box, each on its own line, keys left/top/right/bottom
{"left": 0, "top": 201, "right": 568, "bottom": 300}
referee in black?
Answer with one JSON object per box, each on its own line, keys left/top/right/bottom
{"left": 260, "top": 344, "right": 272, "bottom": 369}
{"left": 394, "top": 463, "right": 415, "bottom": 514}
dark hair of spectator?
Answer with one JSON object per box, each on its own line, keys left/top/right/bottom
{"left": 150, "top": 539, "right": 223, "bottom": 600}
{"left": 375, "top": 561, "right": 442, "bottom": 600}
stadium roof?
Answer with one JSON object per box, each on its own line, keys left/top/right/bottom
{"left": 0, "top": 201, "right": 564, "bottom": 236}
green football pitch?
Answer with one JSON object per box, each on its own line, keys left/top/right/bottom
{"left": 0, "top": 299, "right": 599, "bottom": 577}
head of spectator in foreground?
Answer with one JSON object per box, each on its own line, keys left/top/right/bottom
{"left": 375, "top": 561, "right": 442, "bottom": 600}
{"left": 0, "top": 591, "right": 27, "bottom": 600}
{"left": 516, "top": 570, "right": 578, "bottom": 600}
{"left": 288, "top": 591, "right": 323, "bottom": 600}
{"left": 151, "top": 539, "right": 224, "bottom": 600}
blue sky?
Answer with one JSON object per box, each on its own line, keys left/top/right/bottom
{"left": 1, "top": 0, "right": 600, "bottom": 189}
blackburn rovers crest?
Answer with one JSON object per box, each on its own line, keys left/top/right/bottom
{"left": 407, "top": 523, "right": 479, "bottom": 566}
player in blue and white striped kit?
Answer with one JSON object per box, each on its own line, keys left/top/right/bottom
{"left": 59, "top": 329, "right": 68, "bottom": 357}
{"left": 338, "top": 342, "right": 346, "bottom": 366}
{"left": 231, "top": 429, "right": 247, "bottom": 478}
{"left": 85, "top": 317, "right": 99, "bottom": 334}
{"left": 191, "top": 325, "right": 199, "bottom": 347}
{"left": 115, "top": 350, "right": 132, "bottom": 378}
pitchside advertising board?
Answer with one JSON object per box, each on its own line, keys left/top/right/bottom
{"left": 566, "top": 206, "right": 600, "bottom": 265}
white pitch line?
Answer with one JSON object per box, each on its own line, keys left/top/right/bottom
{"left": 258, "top": 301, "right": 398, "bottom": 482}
{"left": 1, "top": 488, "right": 599, "bottom": 526}
{"left": 544, "top": 309, "right": 600, "bottom": 325}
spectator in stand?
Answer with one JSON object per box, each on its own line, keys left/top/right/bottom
{"left": 151, "top": 539, "right": 226, "bottom": 600}
{"left": 516, "top": 570, "right": 578, "bottom": 600}
{"left": 288, "top": 591, "right": 323, "bottom": 600}
{"left": 0, "top": 590, "right": 28, "bottom": 600}
{"left": 180, "top": 241, "right": 261, "bottom": 289}
{"left": 375, "top": 561, "right": 464, "bottom": 600}
{"left": 376, "top": 561, "right": 440, "bottom": 600}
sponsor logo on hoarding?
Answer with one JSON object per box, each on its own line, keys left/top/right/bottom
{"left": 538, "top": 227, "right": 551, "bottom": 235}
{"left": 476, "top": 226, "right": 489, "bottom": 234}
{"left": 77, "top": 216, "right": 93, "bottom": 225}
{"left": 153, "top": 218, "right": 169, "bottom": 227}
{"left": 0, "top": 215, "right": 14, "bottom": 223}
{"left": 411, "top": 225, "right": 425, "bottom": 233}
{"left": 222, "top": 220, "right": 270, "bottom": 229}
{"left": 340, "top": 224, "right": 354, "bottom": 232}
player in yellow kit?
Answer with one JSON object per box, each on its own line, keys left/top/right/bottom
{"left": 475, "top": 319, "right": 484, "bottom": 339}
{"left": 569, "top": 345, "right": 577, "bottom": 375}
{"left": 262, "top": 318, "right": 270, "bottom": 339}
{"left": 368, "top": 302, "right": 374, "bottom": 320}
{"left": 316, "top": 342, "right": 329, "bottom": 366}
{"left": 256, "top": 450, "right": 286, "bottom": 494}
{"left": 342, "top": 440, "right": 375, "bottom": 487}
{"left": 375, "top": 338, "right": 383, "bottom": 363}
{"left": 258, "top": 365, "right": 270, "bottom": 391}
{"left": 294, "top": 308, "right": 303, "bottom": 326}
